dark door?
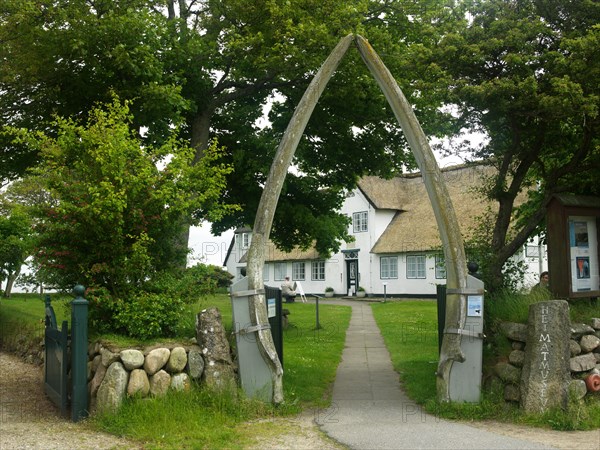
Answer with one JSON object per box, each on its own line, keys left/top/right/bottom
{"left": 346, "top": 259, "right": 358, "bottom": 295}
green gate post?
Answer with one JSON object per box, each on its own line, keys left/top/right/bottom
{"left": 71, "top": 284, "right": 89, "bottom": 422}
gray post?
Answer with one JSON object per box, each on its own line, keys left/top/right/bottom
{"left": 70, "top": 284, "right": 89, "bottom": 422}
{"left": 315, "top": 296, "right": 321, "bottom": 330}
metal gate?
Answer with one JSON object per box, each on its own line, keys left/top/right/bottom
{"left": 43, "top": 287, "right": 89, "bottom": 422}
{"left": 44, "top": 295, "right": 69, "bottom": 417}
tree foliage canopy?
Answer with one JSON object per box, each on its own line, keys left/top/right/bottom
{"left": 4, "top": 98, "right": 234, "bottom": 294}
{"left": 0, "top": 200, "right": 32, "bottom": 296}
{"left": 1, "top": 0, "right": 460, "bottom": 256}
{"left": 2, "top": 1, "right": 598, "bottom": 291}
{"left": 434, "top": 0, "right": 600, "bottom": 289}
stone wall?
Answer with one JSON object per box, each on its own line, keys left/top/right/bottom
{"left": 87, "top": 341, "right": 205, "bottom": 414}
{"left": 87, "top": 307, "right": 236, "bottom": 414}
{"left": 494, "top": 315, "right": 600, "bottom": 405}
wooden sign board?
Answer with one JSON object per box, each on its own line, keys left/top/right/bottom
{"left": 546, "top": 195, "right": 600, "bottom": 299}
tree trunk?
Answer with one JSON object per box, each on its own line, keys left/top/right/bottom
{"left": 3, "top": 266, "right": 20, "bottom": 298}
{"left": 170, "top": 106, "right": 214, "bottom": 269}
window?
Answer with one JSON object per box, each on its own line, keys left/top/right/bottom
{"left": 353, "top": 211, "right": 368, "bottom": 233}
{"left": 292, "top": 262, "right": 305, "bottom": 280}
{"left": 407, "top": 255, "right": 426, "bottom": 279}
{"left": 236, "top": 267, "right": 245, "bottom": 280}
{"left": 312, "top": 261, "right": 325, "bottom": 280}
{"left": 526, "top": 245, "right": 540, "bottom": 258}
{"left": 435, "top": 254, "right": 446, "bottom": 279}
{"left": 263, "top": 264, "right": 269, "bottom": 281}
{"left": 380, "top": 256, "right": 398, "bottom": 279}
{"left": 240, "top": 232, "right": 251, "bottom": 249}
{"left": 274, "top": 263, "right": 286, "bottom": 281}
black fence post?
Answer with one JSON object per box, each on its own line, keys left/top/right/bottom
{"left": 436, "top": 284, "right": 447, "bottom": 354}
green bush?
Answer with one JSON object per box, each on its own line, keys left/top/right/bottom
{"left": 144, "top": 264, "right": 233, "bottom": 303}
{"left": 114, "top": 291, "right": 185, "bottom": 340}
{"left": 87, "top": 286, "right": 120, "bottom": 335}
{"left": 86, "top": 264, "right": 232, "bottom": 339}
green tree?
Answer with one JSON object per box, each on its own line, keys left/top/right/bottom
{"left": 6, "top": 98, "right": 235, "bottom": 295}
{"left": 0, "top": 202, "right": 32, "bottom": 297}
{"left": 435, "top": 0, "right": 600, "bottom": 291}
{"left": 1, "top": 0, "right": 463, "bottom": 257}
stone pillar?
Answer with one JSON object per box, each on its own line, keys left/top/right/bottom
{"left": 196, "top": 307, "right": 236, "bottom": 389}
{"left": 520, "top": 300, "right": 571, "bottom": 413}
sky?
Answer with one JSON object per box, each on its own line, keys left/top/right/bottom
{"left": 188, "top": 222, "right": 233, "bottom": 268}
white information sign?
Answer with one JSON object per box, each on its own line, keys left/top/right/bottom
{"left": 295, "top": 281, "right": 307, "bottom": 303}
{"left": 267, "top": 298, "right": 276, "bottom": 318}
{"left": 569, "top": 216, "right": 599, "bottom": 292}
{"left": 467, "top": 295, "right": 483, "bottom": 317}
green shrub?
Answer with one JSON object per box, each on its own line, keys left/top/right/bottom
{"left": 144, "top": 264, "right": 233, "bottom": 304}
{"left": 85, "top": 264, "right": 232, "bottom": 338}
{"left": 114, "top": 291, "right": 185, "bottom": 340}
{"left": 86, "top": 286, "right": 120, "bottom": 335}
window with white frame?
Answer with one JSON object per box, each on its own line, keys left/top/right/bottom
{"left": 263, "top": 264, "right": 269, "bottom": 281}
{"left": 292, "top": 262, "right": 305, "bottom": 280}
{"left": 240, "top": 232, "right": 251, "bottom": 249}
{"left": 380, "top": 256, "right": 398, "bottom": 279}
{"left": 274, "top": 262, "right": 286, "bottom": 281}
{"left": 352, "top": 211, "right": 368, "bottom": 233}
{"left": 435, "top": 254, "right": 446, "bottom": 279}
{"left": 311, "top": 261, "right": 325, "bottom": 280}
{"left": 236, "top": 267, "right": 245, "bottom": 280}
{"left": 407, "top": 255, "right": 426, "bottom": 279}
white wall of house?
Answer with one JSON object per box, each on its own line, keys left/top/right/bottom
{"left": 225, "top": 185, "right": 549, "bottom": 297}
{"left": 512, "top": 235, "right": 549, "bottom": 290}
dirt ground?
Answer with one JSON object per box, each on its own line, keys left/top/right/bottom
{"left": 0, "top": 351, "right": 598, "bottom": 450}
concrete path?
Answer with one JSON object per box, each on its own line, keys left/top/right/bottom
{"left": 316, "top": 300, "right": 555, "bottom": 450}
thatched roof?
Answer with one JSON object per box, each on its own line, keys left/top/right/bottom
{"left": 239, "top": 242, "right": 322, "bottom": 263}
{"left": 233, "top": 163, "right": 509, "bottom": 261}
{"left": 368, "top": 164, "right": 497, "bottom": 253}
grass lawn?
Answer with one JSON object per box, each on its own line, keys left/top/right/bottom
{"left": 370, "top": 300, "right": 439, "bottom": 404}
{"left": 0, "top": 292, "right": 68, "bottom": 324}
{"left": 371, "top": 299, "right": 600, "bottom": 431}
{"left": 281, "top": 301, "right": 351, "bottom": 408}
{"left": 0, "top": 293, "right": 69, "bottom": 354}
{"left": 93, "top": 298, "right": 351, "bottom": 448}
{"left": 1, "top": 291, "right": 351, "bottom": 448}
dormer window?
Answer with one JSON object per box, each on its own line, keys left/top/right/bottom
{"left": 240, "top": 232, "right": 251, "bottom": 249}
{"left": 353, "top": 211, "right": 368, "bottom": 233}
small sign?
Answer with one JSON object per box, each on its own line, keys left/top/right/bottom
{"left": 467, "top": 295, "right": 483, "bottom": 317}
{"left": 267, "top": 298, "right": 276, "bottom": 318}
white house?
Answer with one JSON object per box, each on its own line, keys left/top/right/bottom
{"left": 224, "top": 164, "right": 547, "bottom": 297}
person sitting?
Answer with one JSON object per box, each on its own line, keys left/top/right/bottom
{"left": 531, "top": 271, "right": 550, "bottom": 295}
{"left": 281, "top": 276, "right": 296, "bottom": 303}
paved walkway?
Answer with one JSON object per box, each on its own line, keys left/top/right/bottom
{"left": 315, "top": 299, "right": 555, "bottom": 450}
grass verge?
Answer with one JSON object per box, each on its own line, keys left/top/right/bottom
{"left": 371, "top": 299, "right": 600, "bottom": 431}
{"left": 92, "top": 300, "right": 351, "bottom": 448}
{"left": 0, "top": 293, "right": 68, "bottom": 358}
{"left": 1, "top": 292, "right": 351, "bottom": 447}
